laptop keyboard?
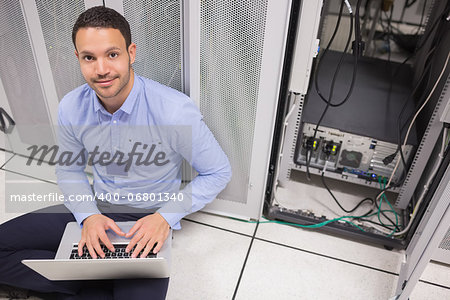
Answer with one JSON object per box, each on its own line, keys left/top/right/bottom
{"left": 70, "top": 243, "right": 157, "bottom": 259}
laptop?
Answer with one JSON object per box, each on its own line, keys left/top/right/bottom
{"left": 22, "top": 221, "right": 171, "bottom": 280}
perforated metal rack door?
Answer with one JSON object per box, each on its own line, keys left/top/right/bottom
{"left": 196, "top": 0, "right": 292, "bottom": 219}
{"left": 439, "top": 226, "right": 450, "bottom": 245}
{"left": 35, "top": 0, "right": 86, "bottom": 101}
{"left": 123, "top": 0, "right": 182, "bottom": 92}
{"left": 434, "top": 210, "right": 450, "bottom": 265}
{"left": 200, "top": 0, "right": 268, "bottom": 205}
{"left": 0, "top": 1, "right": 54, "bottom": 148}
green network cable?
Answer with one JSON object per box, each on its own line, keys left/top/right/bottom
{"left": 231, "top": 209, "right": 402, "bottom": 236}
{"left": 234, "top": 211, "right": 386, "bottom": 232}
{"left": 377, "top": 177, "right": 398, "bottom": 237}
{"left": 259, "top": 216, "right": 367, "bottom": 232}
{"left": 232, "top": 179, "right": 402, "bottom": 237}
{"left": 230, "top": 215, "right": 365, "bottom": 231}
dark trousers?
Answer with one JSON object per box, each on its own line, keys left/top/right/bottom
{"left": 0, "top": 204, "right": 169, "bottom": 300}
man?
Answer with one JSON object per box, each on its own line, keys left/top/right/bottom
{"left": 0, "top": 6, "right": 231, "bottom": 299}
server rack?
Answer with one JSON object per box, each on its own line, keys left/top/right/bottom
{"left": 265, "top": 0, "right": 450, "bottom": 250}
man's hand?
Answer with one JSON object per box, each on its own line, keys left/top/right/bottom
{"left": 125, "top": 213, "right": 170, "bottom": 258}
{"left": 79, "top": 214, "right": 125, "bottom": 259}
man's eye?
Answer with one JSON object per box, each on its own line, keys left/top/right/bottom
{"left": 84, "top": 56, "right": 93, "bottom": 61}
{"left": 109, "top": 53, "right": 118, "bottom": 58}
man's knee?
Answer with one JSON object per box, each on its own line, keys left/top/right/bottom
{"left": 0, "top": 206, "right": 75, "bottom": 253}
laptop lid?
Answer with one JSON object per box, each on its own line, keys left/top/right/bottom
{"left": 22, "top": 221, "right": 172, "bottom": 280}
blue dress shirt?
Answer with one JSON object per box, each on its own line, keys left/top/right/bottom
{"left": 55, "top": 73, "right": 231, "bottom": 229}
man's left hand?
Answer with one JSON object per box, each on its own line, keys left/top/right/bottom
{"left": 125, "top": 213, "right": 170, "bottom": 258}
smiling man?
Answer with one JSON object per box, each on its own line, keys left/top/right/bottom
{"left": 0, "top": 6, "right": 231, "bottom": 300}
{"left": 74, "top": 26, "right": 135, "bottom": 113}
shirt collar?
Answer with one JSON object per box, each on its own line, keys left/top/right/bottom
{"left": 93, "top": 72, "right": 141, "bottom": 115}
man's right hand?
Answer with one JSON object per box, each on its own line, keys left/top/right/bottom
{"left": 78, "top": 214, "right": 125, "bottom": 259}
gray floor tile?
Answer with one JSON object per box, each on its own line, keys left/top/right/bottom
{"left": 2, "top": 154, "right": 57, "bottom": 183}
{"left": 235, "top": 239, "right": 398, "bottom": 300}
{"left": 420, "top": 261, "right": 450, "bottom": 289}
{"left": 0, "top": 170, "right": 62, "bottom": 224}
{"left": 184, "top": 211, "right": 257, "bottom": 236}
{"left": 256, "top": 220, "right": 403, "bottom": 274}
{"left": 0, "top": 150, "right": 14, "bottom": 169}
{"left": 410, "top": 281, "right": 450, "bottom": 300}
{"left": 166, "top": 219, "right": 251, "bottom": 300}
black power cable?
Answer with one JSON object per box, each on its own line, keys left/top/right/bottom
{"left": 405, "top": 0, "right": 419, "bottom": 9}
{"left": 306, "top": 0, "right": 362, "bottom": 180}
{"left": 320, "top": 170, "right": 403, "bottom": 233}
{"left": 313, "top": 1, "right": 357, "bottom": 107}
{"left": 381, "top": 6, "right": 449, "bottom": 182}
{"left": 393, "top": 6, "right": 450, "bottom": 75}
{"left": 386, "top": 14, "right": 446, "bottom": 182}
{"left": 394, "top": 50, "right": 434, "bottom": 163}
{"left": 320, "top": 173, "right": 373, "bottom": 214}
{"left": 379, "top": 4, "right": 413, "bottom": 184}
{"left": 414, "top": 0, "right": 428, "bottom": 35}
{"left": 320, "top": 166, "right": 401, "bottom": 233}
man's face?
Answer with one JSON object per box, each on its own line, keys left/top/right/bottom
{"left": 75, "top": 27, "right": 136, "bottom": 106}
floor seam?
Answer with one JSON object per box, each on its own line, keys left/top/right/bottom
{"left": 0, "top": 153, "right": 16, "bottom": 169}
{"left": 418, "top": 279, "right": 450, "bottom": 290}
{"left": 6, "top": 151, "right": 55, "bottom": 165}
{"left": 2, "top": 169, "right": 57, "bottom": 185}
{"left": 255, "top": 236, "right": 400, "bottom": 277}
{"left": 183, "top": 218, "right": 254, "bottom": 238}
{"left": 232, "top": 222, "right": 259, "bottom": 300}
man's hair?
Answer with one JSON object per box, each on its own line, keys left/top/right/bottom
{"left": 72, "top": 6, "right": 131, "bottom": 50}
